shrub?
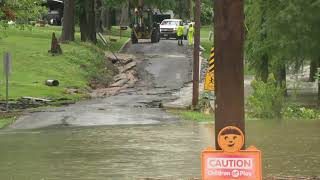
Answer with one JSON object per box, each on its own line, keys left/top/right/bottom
{"left": 247, "top": 74, "right": 285, "bottom": 119}
{"left": 0, "top": 20, "right": 9, "bottom": 39}
{"left": 196, "top": 91, "right": 215, "bottom": 113}
{"left": 283, "top": 105, "right": 320, "bottom": 120}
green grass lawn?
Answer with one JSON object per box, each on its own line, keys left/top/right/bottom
{"left": 0, "top": 26, "right": 128, "bottom": 101}
{"left": 106, "top": 26, "right": 131, "bottom": 38}
{"left": 103, "top": 35, "right": 130, "bottom": 52}
{"left": 200, "top": 25, "right": 214, "bottom": 60}
{"left": 0, "top": 117, "right": 15, "bottom": 129}
{"left": 169, "top": 110, "right": 213, "bottom": 122}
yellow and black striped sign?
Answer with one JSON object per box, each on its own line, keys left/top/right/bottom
{"left": 204, "top": 47, "right": 215, "bottom": 91}
{"left": 209, "top": 47, "right": 215, "bottom": 73}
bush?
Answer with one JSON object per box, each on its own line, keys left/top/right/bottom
{"left": 283, "top": 105, "right": 320, "bottom": 120}
{"left": 0, "top": 21, "right": 9, "bottom": 39}
{"left": 196, "top": 91, "right": 215, "bottom": 113}
{"left": 247, "top": 74, "right": 285, "bottom": 119}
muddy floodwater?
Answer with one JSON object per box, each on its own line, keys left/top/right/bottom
{"left": 0, "top": 120, "right": 319, "bottom": 180}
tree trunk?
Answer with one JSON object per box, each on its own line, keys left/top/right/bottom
{"left": 120, "top": 0, "right": 129, "bottom": 26}
{"left": 315, "top": 57, "right": 320, "bottom": 104}
{"left": 178, "top": 0, "right": 183, "bottom": 18}
{"left": 258, "top": 8, "right": 268, "bottom": 83}
{"left": 80, "top": 2, "right": 88, "bottom": 42}
{"left": 309, "top": 59, "right": 319, "bottom": 82}
{"left": 280, "top": 66, "right": 287, "bottom": 94}
{"left": 138, "top": 0, "right": 144, "bottom": 8}
{"left": 86, "top": 0, "right": 97, "bottom": 43}
{"left": 275, "top": 64, "right": 287, "bottom": 96}
{"left": 80, "top": 7, "right": 88, "bottom": 42}
{"left": 106, "top": 7, "right": 112, "bottom": 30}
{"left": 95, "top": 0, "right": 103, "bottom": 33}
{"left": 60, "top": 0, "right": 75, "bottom": 42}
{"left": 260, "top": 54, "right": 269, "bottom": 83}
{"left": 101, "top": 6, "right": 107, "bottom": 28}
{"left": 79, "top": 0, "right": 96, "bottom": 43}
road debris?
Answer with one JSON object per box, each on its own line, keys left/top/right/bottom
{"left": 21, "top": 97, "right": 52, "bottom": 103}
{"left": 119, "top": 61, "right": 137, "bottom": 73}
{"left": 45, "top": 79, "right": 59, "bottom": 86}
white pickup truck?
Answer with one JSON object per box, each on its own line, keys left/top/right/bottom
{"left": 160, "top": 19, "right": 194, "bottom": 40}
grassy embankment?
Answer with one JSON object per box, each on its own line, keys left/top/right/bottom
{"left": 0, "top": 25, "right": 129, "bottom": 128}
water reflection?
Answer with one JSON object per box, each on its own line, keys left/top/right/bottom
{"left": 0, "top": 120, "right": 319, "bottom": 180}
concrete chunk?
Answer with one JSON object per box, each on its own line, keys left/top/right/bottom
{"left": 110, "top": 78, "right": 129, "bottom": 87}
{"left": 120, "top": 61, "right": 137, "bottom": 73}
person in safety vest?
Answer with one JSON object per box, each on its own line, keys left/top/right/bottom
{"left": 177, "top": 22, "right": 184, "bottom": 46}
{"left": 188, "top": 24, "right": 194, "bottom": 46}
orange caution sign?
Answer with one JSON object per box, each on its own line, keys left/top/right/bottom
{"left": 202, "top": 126, "right": 262, "bottom": 180}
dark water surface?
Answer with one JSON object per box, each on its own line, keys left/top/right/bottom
{"left": 0, "top": 120, "right": 319, "bottom": 180}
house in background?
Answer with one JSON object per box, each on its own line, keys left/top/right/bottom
{"left": 43, "top": 0, "right": 64, "bottom": 25}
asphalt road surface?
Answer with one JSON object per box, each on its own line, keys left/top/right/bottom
{"left": 9, "top": 39, "right": 193, "bottom": 130}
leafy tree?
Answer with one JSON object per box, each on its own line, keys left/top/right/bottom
{"left": 245, "top": 0, "right": 320, "bottom": 99}
{"left": 200, "top": 2, "right": 213, "bottom": 25}
{"left": 0, "top": 0, "right": 47, "bottom": 23}
{"left": 0, "top": 0, "right": 47, "bottom": 39}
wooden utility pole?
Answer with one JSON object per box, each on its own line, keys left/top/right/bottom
{"left": 214, "top": 0, "right": 245, "bottom": 149}
{"left": 192, "top": 0, "right": 201, "bottom": 107}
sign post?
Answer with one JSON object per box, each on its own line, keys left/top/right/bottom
{"left": 3, "top": 52, "right": 11, "bottom": 112}
{"left": 192, "top": 0, "right": 201, "bottom": 107}
{"left": 201, "top": 0, "right": 263, "bottom": 179}
{"left": 214, "top": 0, "right": 245, "bottom": 149}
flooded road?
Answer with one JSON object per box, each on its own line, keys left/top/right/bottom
{"left": 1, "top": 40, "right": 319, "bottom": 179}
{"left": 0, "top": 120, "right": 319, "bottom": 180}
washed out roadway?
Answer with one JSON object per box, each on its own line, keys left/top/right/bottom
{"left": 9, "top": 39, "right": 193, "bottom": 130}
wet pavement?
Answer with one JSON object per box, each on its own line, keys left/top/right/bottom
{"left": 9, "top": 40, "right": 193, "bottom": 130}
